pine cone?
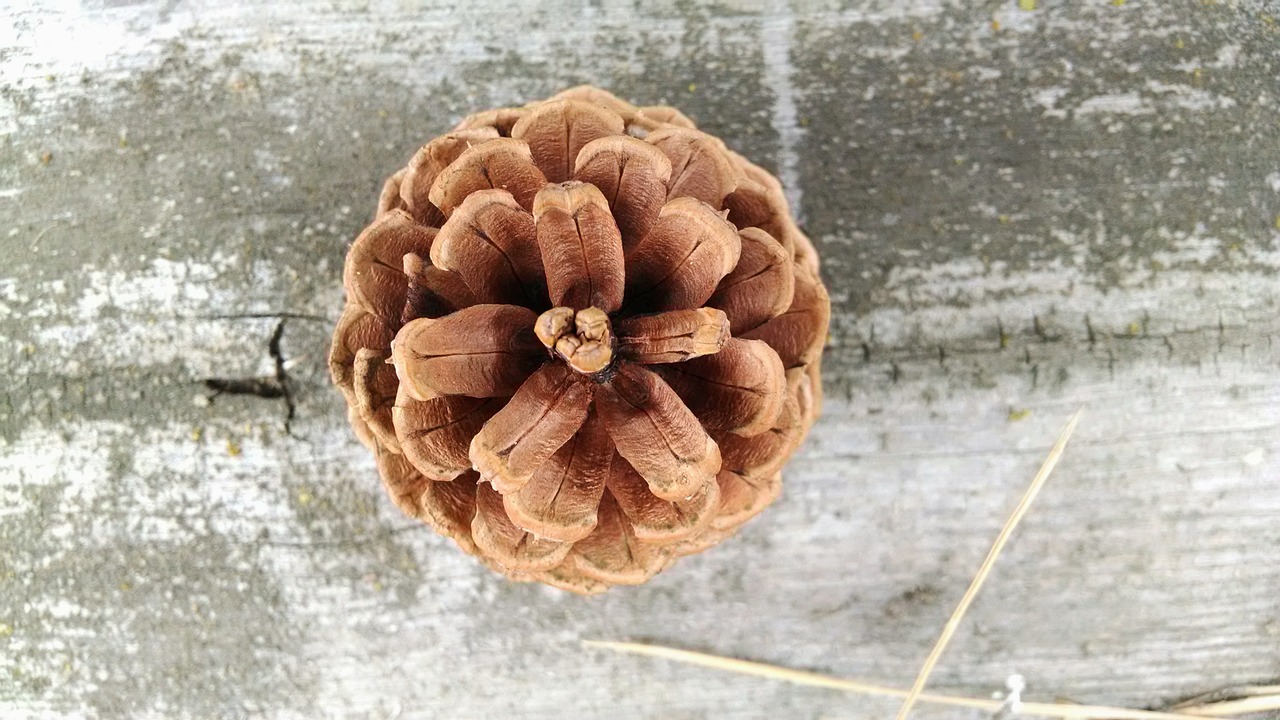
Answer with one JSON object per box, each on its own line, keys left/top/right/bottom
{"left": 330, "top": 86, "right": 829, "bottom": 594}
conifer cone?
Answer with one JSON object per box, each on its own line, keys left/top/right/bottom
{"left": 331, "top": 86, "right": 829, "bottom": 594}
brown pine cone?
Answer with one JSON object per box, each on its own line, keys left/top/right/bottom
{"left": 330, "top": 86, "right": 829, "bottom": 594}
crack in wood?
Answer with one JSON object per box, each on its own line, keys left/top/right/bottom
{"left": 202, "top": 320, "right": 296, "bottom": 433}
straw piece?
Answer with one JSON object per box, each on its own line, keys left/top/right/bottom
{"left": 893, "top": 409, "right": 1082, "bottom": 720}
{"left": 581, "top": 640, "right": 1213, "bottom": 720}
{"left": 1174, "top": 686, "right": 1280, "bottom": 717}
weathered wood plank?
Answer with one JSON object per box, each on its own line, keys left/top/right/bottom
{"left": 2, "top": 1, "right": 1277, "bottom": 718}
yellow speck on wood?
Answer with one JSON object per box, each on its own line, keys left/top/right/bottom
{"left": 1127, "top": 322, "right": 1141, "bottom": 335}
{"left": 1273, "top": 214, "right": 1280, "bottom": 229}
{"left": 990, "top": 19, "right": 1001, "bottom": 31}
{"left": 687, "top": 83, "right": 697, "bottom": 93}
{"left": 1008, "top": 408, "right": 1032, "bottom": 422}
{"left": 1112, "top": 0, "right": 1125, "bottom": 5}
{"left": 190, "top": 427, "right": 203, "bottom": 442}
{"left": 39, "top": 152, "right": 53, "bottom": 165}
{"left": 1174, "top": 37, "right": 1185, "bottom": 49}
{"left": 999, "top": 333, "right": 1010, "bottom": 349}
{"left": 1018, "top": 0, "right": 1037, "bottom": 10}
{"left": 0, "top": 623, "right": 12, "bottom": 637}
{"left": 118, "top": 581, "right": 132, "bottom": 591}
{"left": 297, "top": 488, "right": 314, "bottom": 506}
{"left": 226, "top": 439, "right": 242, "bottom": 457}
{"left": 998, "top": 214, "right": 1011, "bottom": 224}
{"left": 912, "top": 29, "right": 924, "bottom": 42}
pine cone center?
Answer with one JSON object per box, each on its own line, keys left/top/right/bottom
{"left": 535, "top": 306, "right": 615, "bottom": 376}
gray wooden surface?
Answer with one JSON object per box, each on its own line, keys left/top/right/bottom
{"left": 2, "top": 1, "right": 1279, "bottom": 718}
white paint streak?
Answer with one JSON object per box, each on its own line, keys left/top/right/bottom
{"left": 761, "top": 9, "right": 804, "bottom": 219}
{"left": 1146, "top": 80, "right": 1237, "bottom": 111}
{"left": 808, "top": 0, "right": 953, "bottom": 24}
{"left": 1075, "top": 93, "right": 1153, "bottom": 116}
{"left": 992, "top": 0, "right": 1040, "bottom": 33}
{"left": 1032, "top": 87, "right": 1070, "bottom": 119}
{"left": 0, "top": 1, "right": 189, "bottom": 108}
{"left": 9, "top": 254, "right": 320, "bottom": 378}
{"left": 1211, "top": 43, "right": 1241, "bottom": 69}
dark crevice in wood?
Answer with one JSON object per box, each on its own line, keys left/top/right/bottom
{"left": 202, "top": 320, "right": 295, "bottom": 433}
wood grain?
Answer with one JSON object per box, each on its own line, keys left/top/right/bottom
{"left": 1, "top": 1, "right": 1277, "bottom": 718}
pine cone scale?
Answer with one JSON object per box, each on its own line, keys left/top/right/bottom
{"left": 654, "top": 337, "right": 787, "bottom": 437}
{"left": 401, "top": 253, "right": 476, "bottom": 323}
{"left": 428, "top": 190, "right": 546, "bottom": 308}
{"left": 595, "top": 364, "right": 721, "bottom": 503}
{"left": 469, "top": 364, "right": 594, "bottom": 494}
{"left": 391, "top": 304, "right": 542, "bottom": 400}
{"left": 393, "top": 392, "right": 501, "bottom": 482}
{"left": 501, "top": 411, "right": 613, "bottom": 543}
{"left": 606, "top": 458, "right": 720, "bottom": 545}
{"left": 571, "top": 135, "right": 672, "bottom": 250}
{"left": 510, "top": 100, "right": 627, "bottom": 184}
{"left": 614, "top": 307, "right": 729, "bottom": 364}
{"left": 473, "top": 481, "right": 572, "bottom": 572}
{"left": 707, "top": 226, "right": 796, "bottom": 335}
{"left": 621, "top": 196, "right": 741, "bottom": 314}
{"left": 532, "top": 182, "right": 626, "bottom": 313}
{"left": 427, "top": 138, "right": 547, "bottom": 218}
{"left": 343, "top": 210, "right": 436, "bottom": 326}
